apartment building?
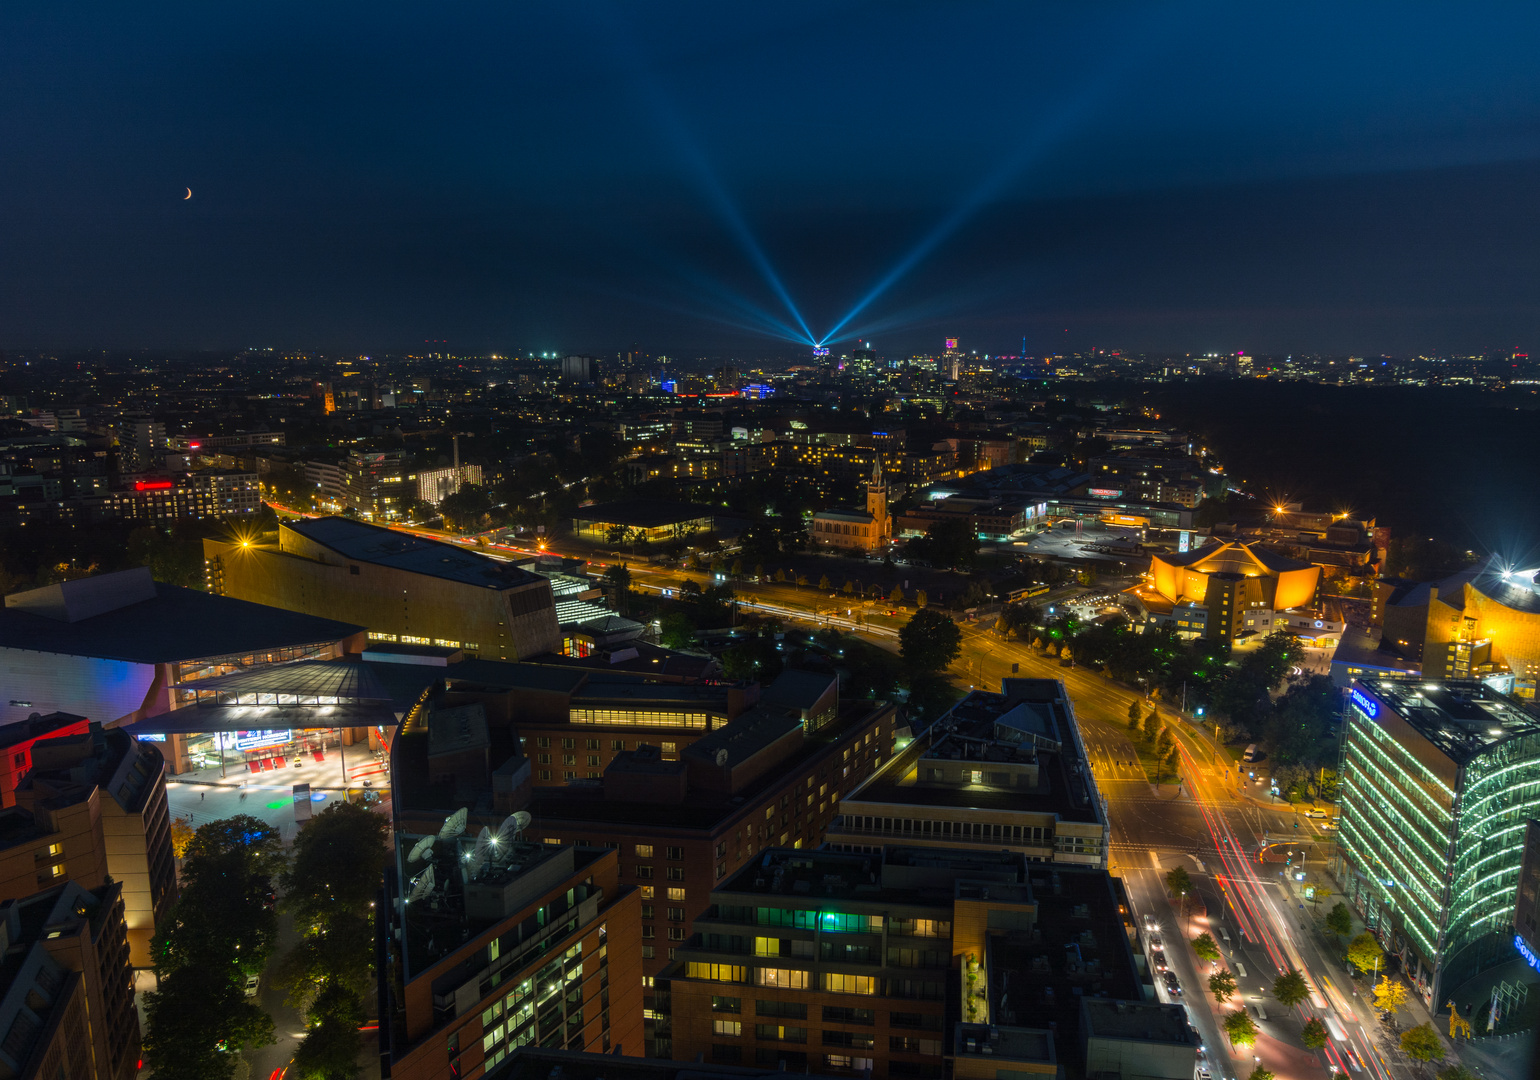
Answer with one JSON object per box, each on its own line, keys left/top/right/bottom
{"left": 0, "top": 880, "right": 140, "bottom": 1080}
{"left": 663, "top": 847, "right": 1192, "bottom": 1080}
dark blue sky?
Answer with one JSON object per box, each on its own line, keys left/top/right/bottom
{"left": 7, "top": 3, "right": 1540, "bottom": 356}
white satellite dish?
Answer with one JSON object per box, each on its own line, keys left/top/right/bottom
{"left": 465, "top": 848, "right": 487, "bottom": 879}
{"left": 513, "top": 809, "right": 531, "bottom": 833}
{"left": 407, "top": 835, "right": 435, "bottom": 863}
{"left": 437, "top": 807, "right": 468, "bottom": 842}
{"left": 472, "top": 826, "right": 493, "bottom": 866}
{"left": 494, "top": 812, "right": 527, "bottom": 849}
{"left": 407, "top": 865, "right": 436, "bottom": 903}
{"left": 715, "top": 748, "right": 730, "bottom": 768}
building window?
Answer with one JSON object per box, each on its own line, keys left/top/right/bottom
{"left": 823, "top": 973, "right": 876, "bottom": 995}
{"left": 755, "top": 968, "right": 809, "bottom": 989}
{"left": 640, "top": 886, "right": 654, "bottom": 900}
{"left": 667, "top": 887, "right": 686, "bottom": 902}
{"left": 712, "top": 996, "right": 742, "bottom": 1014}
{"left": 668, "top": 907, "right": 685, "bottom": 921}
{"left": 667, "top": 867, "right": 685, "bottom": 881}
{"left": 635, "top": 865, "right": 653, "bottom": 879}
{"left": 666, "top": 846, "right": 683, "bottom": 860}
{"left": 686, "top": 962, "right": 747, "bottom": 983}
{"left": 668, "top": 927, "right": 685, "bottom": 941}
{"left": 586, "top": 739, "right": 600, "bottom": 751}
{"left": 611, "top": 740, "right": 626, "bottom": 751}
{"left": 713, "top": 1020, "right": 742, "bottom": 1037}
{"left": 537, "top": 754, "right": 551, "bottom": 765}
{"left": 587, "top": 755, "right": 601, "bottom": 767}
{"left": 636, "top": 844, "right": 654, "bottom": 857}
{"left": 537, "top": 737, "right": 550, "bottom": 748}
{"left": 562, "top": 754, "right": 576, "bottom": 766}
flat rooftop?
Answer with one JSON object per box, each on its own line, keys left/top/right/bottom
{"left": 714, "top": 845, "right": 1031, "bottom": 908}
{"left": 0, "top": 584, "right": 362, "bottom": 664}
{"left": 1081, "top": 997, "right": 1194, "bottom": 1044}
{"left": 846, "top": 678, "right": 1102, "bottom": 824}
{"left": 532, "top": 699, "right": 891, "bottom": 830}
{"left": 284, "top": 517, "right": 546, "bottom": 591}
{"left": 1352, "top": 678, "right": 1540, "bottom": 765}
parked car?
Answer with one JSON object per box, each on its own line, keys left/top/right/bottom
{"left": 244, "top": 974, "right": 261, "bottom": 998}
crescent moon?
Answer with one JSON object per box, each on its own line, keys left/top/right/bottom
{"left": 184, "top": 187, "right": 192, "bottom": 200}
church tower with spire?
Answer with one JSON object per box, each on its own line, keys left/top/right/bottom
{"left": 866, "top": 457, "right": 890, "bottom": 541}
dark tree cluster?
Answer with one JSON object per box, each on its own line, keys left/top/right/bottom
{"left": 143, "top": 816, "right": 283, "bottom": 1080}
{"left": 277, "top": 802, "right": 392, "bottom": 1080}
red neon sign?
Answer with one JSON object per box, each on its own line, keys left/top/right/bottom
{"left": 134, "top": 480, "right": 173, "bottom": 491}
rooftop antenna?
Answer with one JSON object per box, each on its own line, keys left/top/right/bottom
{"left": 406, "top": 865, "right": 436, "bottom": 903}
{"left": 407, "top": 835, "right": 435, "bottom": 863}
{"left": 437, "top": 807, "right": 468, "bottom": 842}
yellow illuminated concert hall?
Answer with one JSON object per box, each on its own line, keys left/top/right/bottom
{"left": 1129, "top": 539, "right": 1320, "bottom": 642}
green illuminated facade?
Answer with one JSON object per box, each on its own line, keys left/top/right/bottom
{"left": 1337, "top": 679, "right": 1540, "bottom": 1005}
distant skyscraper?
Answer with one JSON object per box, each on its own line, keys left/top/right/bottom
{"left": 940, "top": 337, "right": 960, "bottom": 380}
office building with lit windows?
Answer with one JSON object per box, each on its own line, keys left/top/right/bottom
{"left": 824, "top": 679, "right": 1109, "bottom": 868}
{"left": 1336, "top": 678, "right": 1540, "bottom": 1005}
{"left": 379, "top": 836, "right": 644, "bottom": 1080}
{"left": 662, "top": 846, "right": 1189, "bottom": 1080}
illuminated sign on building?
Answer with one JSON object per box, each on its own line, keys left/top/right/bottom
{"left": 1179, "top": 531, "right": 1191, "bottom": 553}
{"left": 740, "top": 384, "right": 773, "bottom": 399}
{"left": 944, "top": 338, "right": 958, "bottom": 350}
{"left": 134, "top": 480, "right": 174, "bottom": 491}
{"left": 219, "top": 729, "right": 293, "bottom": 752}
{"left": 1517, "top": 933, "right": 1540, "bottom": 973}
{"left": 660, "top": 380, "right": 676, "bottom": 393}
{"left": 1088, "top": 488, "right": 1123, "bottom": 499}
{"left": 812, "top": 348, "right": 830, "bottom": 357}
{"left": 1350, "top": 688, "right": 1379, "bottom": 719}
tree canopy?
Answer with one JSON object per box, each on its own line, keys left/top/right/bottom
{"left": 1208, "top": 970, "right": 1237, "bottom": 1003}
{"left": 1165, "top": 866, "right": 1193, "bottom": 897}
{"left": 1373, "top": 976, "right": 1408, "bottom": 1015}
{"left": 143, "top": 815, "right": 282, "bottom": 1080}
{"left": 1191, "top": 933, "right": 1220, "bottom": 962}
{"left": 1224, "top": 1009, "right": 1257, "bottom": 1048}
{"left": 899, "top": 608, "right": 962, "bottom": 675}
{"left": 1273, "top": 969, "right": 1310, "bottom": 1008}
{"left": 1400, "top": 1023, "right": 1445, "bottom": 1064}
{"left": 1347, "top": 931, "right": 1385, "bottom": 975}
{"left": 1325, "top": 902, "right": 1353, "bottom": 939}
{"left": 1301, "top": 1018, "right": 1329, "bottom": 1050}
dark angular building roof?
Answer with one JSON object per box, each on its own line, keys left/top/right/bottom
{"left": 284, "top": 516, "right": 545, "bottom": 590}
{"left": 0, "top": 583, "right": 362, "bottom": 663}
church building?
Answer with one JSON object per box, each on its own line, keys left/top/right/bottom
{"left": 810, "top": 460, "right": 891, "bottom": 553}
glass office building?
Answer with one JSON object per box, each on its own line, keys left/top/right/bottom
{"left": 1336, "top": 679, "right": 1540, "bottom": 1005}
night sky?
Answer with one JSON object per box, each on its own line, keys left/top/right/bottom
{"left": 8, "top": 3, "right": 1540, "bottom": 356}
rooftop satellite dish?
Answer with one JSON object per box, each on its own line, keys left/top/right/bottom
{"left": 513, "top": 809, "right": 532, "bottom": 832}
{"left": 438, "top": 807, "right": 468, "bottom": 842}
{"left": 715, "top": 748, "right": 730, "bottom": 768}
{"left": 473, "top": 826, "right": 493, "bottom": 866}
{"left": 465, "top": 848, "right": 487, "bottom": 879}
{"left": 495, "top": 811, "right": 528, "bottom": 849}
{"left": 407, "top": 865, "right": 436, "bottom": 903}
{"left": 407, "top": 835, "right": 435, "bottom": 863}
